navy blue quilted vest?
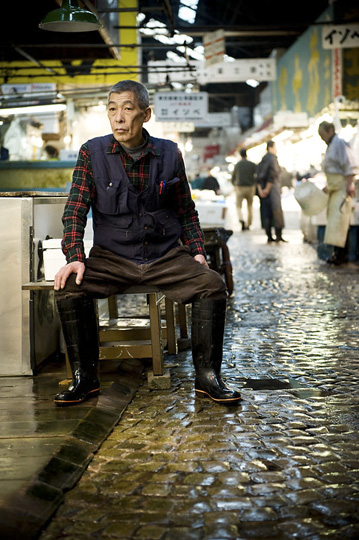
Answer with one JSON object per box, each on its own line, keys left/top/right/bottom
{"left": 88, "top": 134, "right": 182, "bottom": 262}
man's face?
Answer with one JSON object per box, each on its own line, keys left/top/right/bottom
{"left": 319, "top": 127, "right": 334, "bottom": 145}
{"left": 269, "top": 143, "right": 277, "bottom": 155}
{"left": 107, "top": 91, "right": 151, "bottom": 148}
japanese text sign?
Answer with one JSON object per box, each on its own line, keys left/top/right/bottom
{"left": 322, "top": 24, "right": 359, "bottom": 49}
{"left": 154, "top": 92, "right": 208, "bottom": 122}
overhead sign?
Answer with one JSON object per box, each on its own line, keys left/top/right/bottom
{"left": 195, "top": 112, "right": 232, "bottom": 128}
{"left": 197, "top": 59, "right": 276, "bottom": 85}
{"left": 322, "top": 24, "right": 359, "bottom": 49}
{"left": 147, "top": 59, "right": 276, "bottom": 85}
{"left": 273, "top": 110, "right": 309, "bottom": 129}
{"left": 1, "top": 83, "right": 57, "bottom": 98}
{"left": 154, "top": 92, "right": 208, "bottom": 122}
{"left": 203, "top": 29, "right": 225, "bottom": 67}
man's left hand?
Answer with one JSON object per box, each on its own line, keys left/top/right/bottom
{"left": 347, "top": 182, "right": 355, "bottom": 197}
{"left": 346, "top": 175, "right": 355, "bottom": 197}
{"left": 194, "top": 254, "right": 209, "bottom": 268}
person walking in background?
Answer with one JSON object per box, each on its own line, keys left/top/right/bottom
{"left": 231, "top": 148, "right": 257, "bottom": 230}
{"left": 256, "top": 140, "right": 286, "bottom": 243}
{"left": 318, "top": 121, "right": 358, "bottom": 266}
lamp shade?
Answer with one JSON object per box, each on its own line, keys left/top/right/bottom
{"left": 39, "top": 0, "right": 102, "bottom": 32}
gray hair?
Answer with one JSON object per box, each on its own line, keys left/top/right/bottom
{"left": 108, "top": 80, "right": 149, "bottom": 110}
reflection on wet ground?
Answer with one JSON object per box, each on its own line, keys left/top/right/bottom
{"left": 1, "top": 228, "right": 359, "bottom": 539}
{"left": 0, "top": 364, "right": 106, "bottom": 499}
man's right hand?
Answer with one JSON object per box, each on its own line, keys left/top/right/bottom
{"left": 54, "top": 261, "right": 85, "bottom": 291}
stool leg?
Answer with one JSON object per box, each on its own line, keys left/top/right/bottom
{"left": 148, "top": 293, "right": 163, "bottom": 375}
{"left": 108, "top": 295, "right": 118, "bottom": 319}
{"left": 165, "top": 297, "right": 177, "bottom": 354}
{"left": 178, "top": 303, "right": 188, "bottom": 339}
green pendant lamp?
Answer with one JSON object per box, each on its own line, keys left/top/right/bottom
{"left": 39, "top": 0, "right": 102, "bottom": 32}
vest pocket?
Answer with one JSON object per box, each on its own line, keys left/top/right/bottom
{"left": 156, "top": 176, "right": 180, "bottom": 208}
{"left": 94, "top": 214, "right": 134, "bottom": 247}
{"left": 151, "top": 209, "right": 182, "bottom": 237}
{"left": 95, "top": 179, "right": 121, "bottom": 215}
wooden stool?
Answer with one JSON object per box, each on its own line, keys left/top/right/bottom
{"left": 22, "top": 282, "right": 188, "bottom": 389}
{"left": 98, "top": 286, "right": 177, "bottom": 382}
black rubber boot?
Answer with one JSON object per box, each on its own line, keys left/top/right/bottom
{"left": 326, "top": 246, "right": 348, "bottom": 265}
{"left": 54, "top": 295, "right": 100, "bottom": 407}
{"left": 275, "top": 228, "right": 288, "bottom": 242}
{"left": 265, "top": 226, "right": 274, "bottom": 243}
{"left": 191, "top": 298, "right": 241, "bottom": 405}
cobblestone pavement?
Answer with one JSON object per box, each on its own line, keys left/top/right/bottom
{"left": 40, "top": 229, "right": 359, "bottom": 540}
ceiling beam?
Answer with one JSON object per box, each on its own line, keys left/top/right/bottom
{"left": 114, "top": 25, "right": 302, "bottom": 37}
{"left": 5, "top": 42, "right": 194, "bottom": 50}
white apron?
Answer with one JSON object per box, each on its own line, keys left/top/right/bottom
{"left": 324, "top": 173, "right": 353, "bottom": 248}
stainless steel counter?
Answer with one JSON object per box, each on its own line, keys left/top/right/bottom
{"left": 0, "top": 195, "right": 67, "bottom": 375}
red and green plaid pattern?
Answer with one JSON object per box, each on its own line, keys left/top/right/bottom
{"left": 62, "top": 134, "right": 205, "bottom": 262}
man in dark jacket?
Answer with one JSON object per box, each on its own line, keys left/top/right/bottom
{"left": 53, "top": 80, "right": 241, "bottom": 407}
{"left": 256, "top": 140, "right": 286, "bottom": 243}
{"left": 231, "top": 148, "right": 256, "bottom": 230}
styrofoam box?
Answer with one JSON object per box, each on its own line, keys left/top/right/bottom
{"left": 195, "top": 201, "right": 227, "bottom": 227}
{"left": 42, "top": 239, "right": 93, "bottom": 281}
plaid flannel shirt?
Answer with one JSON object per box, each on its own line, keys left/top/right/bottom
{"left": 62, "top": 132, "right": 205, "bottom": 263}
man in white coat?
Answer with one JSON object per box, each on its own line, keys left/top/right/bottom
{"left": 318, "top": 121, "right": 358, "bottom": 265}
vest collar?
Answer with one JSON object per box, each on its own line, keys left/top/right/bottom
{"left": 106, "top": 129, "right": 161, "bottom": 159}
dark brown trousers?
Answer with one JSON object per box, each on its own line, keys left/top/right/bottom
{"left": 55, "top": 245, "right": 227, "bottom": 304}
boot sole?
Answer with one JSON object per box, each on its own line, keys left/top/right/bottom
{"left": 195, "top": 388, "right": 242, "bottom": 404}
{"left": 54, "top": 388, "right": 100, "bottom": 407}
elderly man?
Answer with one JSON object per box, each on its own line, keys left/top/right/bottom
{"left": 318, "top": 121, "right": 358, "bottom": 265}
{"left": 54, "top": 80, "right": 241, "bottom": 407}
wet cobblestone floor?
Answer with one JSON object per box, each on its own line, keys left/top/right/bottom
{"left": 38, "top": 228, "right": 359, "bottom": 539}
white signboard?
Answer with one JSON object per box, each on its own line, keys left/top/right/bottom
{"left": 273, "top": 110, "right": 309, "bottom": 129}
{"left": 322, "top": 24, "right": 359, "bottom": 49}
{"left": 203, "top": 29, "right": 225, "bottom": 67}
{"left": 148, "top": 59, "right": 276, "bottom": 86}
{"left": 197, "top": 59, "right": 276, "bottom": 85}
{"left": 154, "top": 92, "right": 208, "bottom": 122}
{"left": 195, "top": 112, "right": 232, "bottom": 128}
{"left": 1, "top": 83, "right": 57, "bottom": 98}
